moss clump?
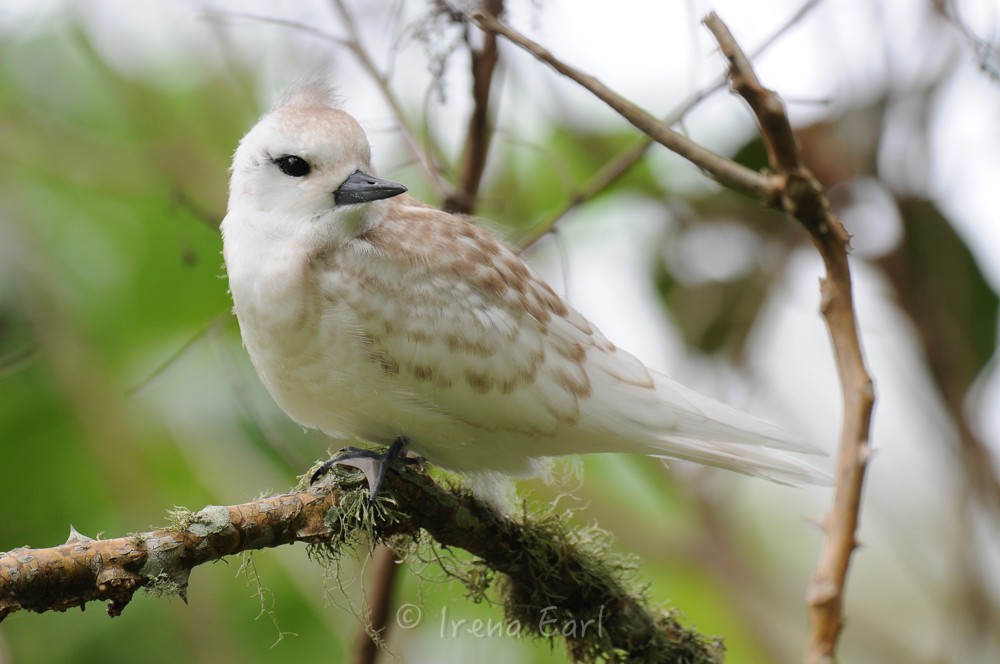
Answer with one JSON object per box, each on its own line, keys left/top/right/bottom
{"left": 164, "top": 507, "right": 196, "bottom": 531}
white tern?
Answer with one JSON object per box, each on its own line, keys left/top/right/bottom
{"left": 221, "top": 80, "right": 829, "bottom": 499}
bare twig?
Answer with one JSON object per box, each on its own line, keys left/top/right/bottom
{"left": 169, "top": 188, "right": 222, "bottom": 230}
{"left": 706, "top": 19, "right": 799, "bottom": 173}
{"left": 702, "top": 14, "right": 875, "bottom": 664}
{"left": 0, "top": 465, "right": 722, "bottom": 663}
{"left": 126, "top": 313, "right": 227, "bottom": 397}
{"left": 327, "top": 0, "right": 450, "bottom": 197}
{"left": 516, "top": 0, "right": 824, "bottom": 249}
{"left": 471, "top": 12, "right": 772, "bottom": 201}
{"left": 934, "top": 0, "right": 1000, "bottom": 83}
{"left": 208, "top": 11, "right": 350, "bottom": 47}
{"left": 351, "top": 546, "right": 400, "bottom": 664}
{"left": 517, "top": 136, "right": 652, "bottom": 250}
{"left": 0, "top": 344, "right": 36, "bottom": 379}
{"left": 443, "top": 0, "right": 505, "bottom": 214}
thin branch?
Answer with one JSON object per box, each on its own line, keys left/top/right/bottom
{"left": 169, "top": 188, "right": 222, "bottom": 230}
{"left": 327, "top": 0, "right": 450, "bottom": 197}
{"left": 126, "top": 313, "right": 227, "bottom": 397}
{"left": 443, "top": 0, "right": 504, "bottom": 214}
{"left": 934, "top": 0, "right": 1000, "bottom": 83}
{"left": 207, "top": 11, "right": 350, "bottom": 47}
{"left": 0, "top": 344, "right": 36, "bottom": 379}
{"left": 351, "top": 545, "right": 400, "bottom": 664}
{"left": 204, "top": 6, "right": 356, "bottom": 127}
{"left": 706, "top": 20, "right": 799, "bottom": 174}
{"left": 471, "top": 11, "right": 773, "bottom": 201}
{"left": 516, "top": 0, "right": 825, "bottom": 249}
{"left": 517, "top": 136, "right": 652, "bottom": 250}
{"left": 702, "top": 14, "right": 875, "bottom": 664}
{"left": 0, "top": 466, "right": 722, "bottom": 663}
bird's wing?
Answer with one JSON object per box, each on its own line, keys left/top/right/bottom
{"left": 327, "top": 200, "right": 827, "bottom": 486}
{"left": 334, "top": 203, "right": 602, "bottom": 438}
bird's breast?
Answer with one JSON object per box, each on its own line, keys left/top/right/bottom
{"left": 226, "top": 244, "right": 393, "bottom": 438}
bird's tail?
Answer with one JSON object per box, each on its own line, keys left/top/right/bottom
{"left": 642, "top": 433, "right": 831, "bottom": 486}
{"left": 583, "top": 369, "right": 832, "bottom": 486}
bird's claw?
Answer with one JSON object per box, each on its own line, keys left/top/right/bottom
{"left": 310, "top": 437, "right": 410, "bottom": 507}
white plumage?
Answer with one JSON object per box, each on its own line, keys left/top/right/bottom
{"left": 221, "top": 80, "right": 829, "bottom": 491}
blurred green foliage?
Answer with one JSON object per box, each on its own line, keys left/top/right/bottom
{"left": 882, "top": 197, "right": 999, "bottom": 396}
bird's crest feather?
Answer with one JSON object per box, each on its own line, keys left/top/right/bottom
{"left": 271, "top": 74, "right": 342, "bottom": 111}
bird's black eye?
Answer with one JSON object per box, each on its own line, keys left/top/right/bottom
{"left": 275, "top": 155, "right": 311, "bottom": 177}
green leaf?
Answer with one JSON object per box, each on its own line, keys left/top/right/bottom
{"left": 880, "top": 197, "right": 999, "bottom": 396}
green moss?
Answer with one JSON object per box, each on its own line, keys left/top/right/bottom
{"left": 237, "top": 552, "right": 297, "bottom": 646}
{"left": 164, "top": 507, "right": 196, "bottom": 531}
{"left": 143, "top": 571, "right": 188, "bottom": 602}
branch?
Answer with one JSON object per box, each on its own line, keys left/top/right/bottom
{"left": 518, "top": 136, "right": 652, "bottom": 250}
{"left": 326, "top": 0, "right": 450, "bottom": 198}
{"left": 350, "top": 545, "right": 400, "bottom": 664}
{"left": 443, "top": 0, "right": 504, "bottom": 214}
{"left": 0, "top": 465, "right": 722, "bottom": 663}
{"left": 0, "top": 488, "right": 337, "bottom": 619}
{"left": 517, "top": 0, "right": 824, "bottom": 249}
{"left": 702, "top": 14, "right": 875, "bottom": 664}
{"left": 471, "top": 11, "right": 773, "bottom": 201}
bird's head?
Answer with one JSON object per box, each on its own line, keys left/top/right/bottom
{"left": 226, "top": 79, "right": 407, "bottom": 246}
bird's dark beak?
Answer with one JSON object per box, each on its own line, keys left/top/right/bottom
{"left": 334, "top": 170, "right": 408, "bottom": 206}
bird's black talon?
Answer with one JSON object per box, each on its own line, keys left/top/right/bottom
{"left": 309, "top": 438, "right": 411, "bottom": 506}
{"left": 310, "top": 446, "right": 371, "bottom": 483}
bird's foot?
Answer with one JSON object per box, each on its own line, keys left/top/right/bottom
{"left": 310, "top": 437, "right": 411, "bottom": 506}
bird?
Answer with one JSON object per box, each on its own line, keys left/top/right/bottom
{"left": 220, "top": 79, "right": 829, "bottom": 503}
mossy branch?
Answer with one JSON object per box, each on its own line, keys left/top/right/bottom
{"left": 0, "top": 464, "right": 721, "bottom": 663}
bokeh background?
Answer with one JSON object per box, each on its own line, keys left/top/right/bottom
{"left": 2, "top": 0, "right": 1000, "bottom": 662}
